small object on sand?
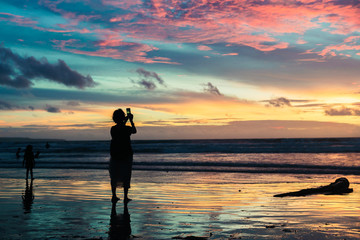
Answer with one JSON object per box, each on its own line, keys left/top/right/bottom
{"left": 266, "top": 225, "right": 276, "bottom": 228}
{"left": 274, "top": 177, "right": 353, "bottom": 197}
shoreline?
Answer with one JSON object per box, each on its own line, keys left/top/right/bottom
{"left": 2, "top": 165, "right": 360, "bottom": 176}
{"left": 0, "top": 168, "right": 359, "bottom": 239}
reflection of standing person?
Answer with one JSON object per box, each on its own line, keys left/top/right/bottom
{"left": 109, "top": 108, "right": 137, "bottom": 203}
{"left": 23, "top": 145, "right": 35, "bottom": 180}
{"left": 22, "top": 179, "right": 34, "bottom": 213}
{"left": 109, "top": 201, "right": 131, "bottom": 240}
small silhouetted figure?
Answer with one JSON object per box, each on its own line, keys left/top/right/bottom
{"left": 22, "top": 179, "right": 34, "bottom": 213}
{"left": 23, "top": 145, "right": 35, "bottom": 180}
{"left": 274, "top": 177, "right": 353, "bottom": 197}
{"left": 35, "top": 151, "right": 40, "bottom": 158}
{"left": 45, "top": 142, "right": 50, "bottom": 149}
{"left": 109, "top": 108, "right": 137, "bottom": 203}
{"left": 109, "top": 201, "right": 131, "bottom": 240}
{"left": 16, "top": 148, "right": 21, "bottom": 158}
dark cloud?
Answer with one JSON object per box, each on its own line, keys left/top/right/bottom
{"left": 0, "top": 100, "right": 16, "bottom": 110}
{"left": 0, "top": 46, "right": 97, "bottom": 89}
{"left": 266, "top": 97, "right": 292, "bottom": 107}
{"left": 67, "top": 101, "right": 81, "bottom": 106}
{"left": 295, "top": 103, "right": 326, "bottom": 108}
{"left": 132, "top": 68, "right": 165, "bottom": 90}
{"left": 261, "top": 98, "right": 319, "bottom": 108}
{"left": 45, "top": 104, "right": 61, "bottom": 113}
{"left": 329, "top": 0, "right": 360, "bottom": 6}
{"left": 0, "top": 69, "right": 33, "bottom": 88}
{"left": 138, "top": 79, "right": 156, "bottom": 90}
{"left": 0, "top": 87, "right": 183, "bottom": 105}
{"left": 325, "top": 106, "right": 360, "bottom": 116}
{"left": 136, "top": 68, "right": 165, "bottom": 85}
{"left": 203, "top": 82, "right": 222, "bottom": 96}
{"left": 0, "top": 100, "right": 34, "bottom": 111}
{"left": 326, "top": 13, "right": 339, "bottom": 18}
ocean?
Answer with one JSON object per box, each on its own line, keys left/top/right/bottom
{"left": 1, "top": 138, "right": 360, "bottom": 175}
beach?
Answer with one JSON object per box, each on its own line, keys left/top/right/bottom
{"left": 0, "top": 168, "right": 359, "bottom": 240}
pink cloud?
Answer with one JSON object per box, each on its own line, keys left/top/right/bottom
{"left": 344, "top": 36, "right": 360, "bottom": 44}
{"left": 52, "top": 39, "right": 177, "bottom": 64}
{"left": 0, "top": 12, "right": 37, "bottom": 25}
{"left": 197, "top": 45, "right": 212, "bottom": 51}
{"left": 319, "top": 38, "right": 360, "bottom": 57}
{"left": 222, "top": 53, "right": 238, "bottom": 56}
{"left": 102, "top": 0, "right": 142, "bottom": 9}
{"left": 110, "top": 13, "right": 137, "bottom": 22}
{"left": 97, "top": 39, "right": 125, "bottom": 47}
{"left": 17, "top": 0, "right": 360, "bottom": 63}
{"left": 100, "top": 1, "right": 315, "bottom": 53}
{"left": 317, "top": 5, "right": 360, "bottom": 35}
{"left": 0, "top": 9, "right": 93, "bottom": 35}
{"left": 297, "top": 39, "right": 308, "bottom": 45}
{"left": 110, "top": 1, "right": 359, "bottom": 55}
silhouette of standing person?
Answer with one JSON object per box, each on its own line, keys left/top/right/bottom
{"left": 23, "top": 145, "right": 35, "bottom": 180}
{"left": 109, "top": 108, "right": 137, "bottom": 203}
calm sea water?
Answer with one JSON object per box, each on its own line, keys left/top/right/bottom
{"left": 1, "top": 138, "right": 360, "bottom": 175}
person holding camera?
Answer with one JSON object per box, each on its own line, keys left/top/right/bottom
{"left": 109, "top": 108, "right": 137, "bottom": 203}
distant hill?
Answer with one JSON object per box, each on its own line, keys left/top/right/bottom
{"left": 0, "top": 137, "right": 65, "bottom": 142}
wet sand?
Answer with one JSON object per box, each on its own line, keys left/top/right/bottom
{"left": 0, "top": 168, "right": 359, "bottom": 239}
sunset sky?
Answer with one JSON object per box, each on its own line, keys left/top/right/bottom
{"left": 1, "top": 0, "right": 360, "bottom": 140}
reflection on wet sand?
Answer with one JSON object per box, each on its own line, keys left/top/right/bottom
{"left": 109, "top": 201, "right": 131, "bottom": 240}
{"left": 0, "top": 170, "right": 358, "bottom": 239}
{"left": 22, "top": 179, "right": 34, "bottom": 214}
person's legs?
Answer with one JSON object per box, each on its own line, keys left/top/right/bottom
{"left": 30, "top": 168, "right": 33, "bottom": 180}
{"left": 124, "top": 187, "right": 131, "bottom": 203}
{"left": 111, "top": 180, "right": 119, "bottom": 202}
{"left": 26, "top": 168, "right": 29, "bottom": 180}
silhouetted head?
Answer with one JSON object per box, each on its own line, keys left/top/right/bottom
{"left": 25, "top": 145, "right": 33, "bottom": 152}
{"left": 113, "top": 109, "right": 126, "bottom": 124}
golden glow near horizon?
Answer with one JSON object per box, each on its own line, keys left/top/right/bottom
{"left": 2, "top": 86, "right": 360, "bottom": 139}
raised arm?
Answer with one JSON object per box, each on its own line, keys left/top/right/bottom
{"left": 128, "top": 113, "right": 137, "bottom": 134}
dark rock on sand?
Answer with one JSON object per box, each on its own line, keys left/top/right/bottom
{"left": 274, "top": 177, "right": 353, "bottom": 197}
